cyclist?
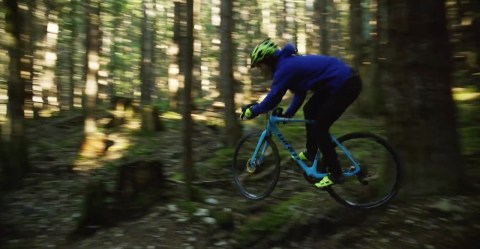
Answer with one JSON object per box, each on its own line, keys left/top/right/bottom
{"left": 240, "top": 38, "right": 362, "bottom": 188}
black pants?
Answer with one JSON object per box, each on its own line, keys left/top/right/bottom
{"left": 303, "top": 74, "right": 362, "bottom": 176}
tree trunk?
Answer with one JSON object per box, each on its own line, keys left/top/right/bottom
{"left": 68, "top": 0, "right": 79, "bottom": 110}
{"left": 355, "top": 0, "right": 386, "bottom": 116}
{"left": 220, "top": 0, "right": 241, "bottom": 146}
{"left": 40, "top": 9, "right": 59, "bottom": 111}
{"left": 370, "top": 0, "right": 387, "bottom": 115}
{"left": 349, "top": 0, "right": 363, "bottom": 69}
{"left": 107, "top": 0, "right": 125, "bottom": 100}
{"left": 472, "top": 16, "right": 480, "bottom": 69}
{"left": 2, "top": 0, "right": 30, "bottom": 189}
{"left": 384, "top": 0, "right": 464, "bottom": 195}
{"left": 182, "top": 0, "right": 196, "bottom": 200}
{"left": 330, "top": 1, "right": 341, "bottom": 56}
{"left": 169, "top": 1, "right": 186, "bottom": 110}
{"left": 316, "top": 0, "right": 330, "bottom": 55}
{"left": 141, "top": 0, "right": 156, "bottom": 132}
{"left": 24, "top": 0, "right": 35, "bottom": 116}
{"left": 80, "top": 0, "right": 104, "bottom": 158}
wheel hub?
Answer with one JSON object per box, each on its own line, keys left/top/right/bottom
{"left": 246, "top": 159, "right": 256, "bottom": 173}
{"left": 356, "top": 165, "right": 369, "bottom": 185}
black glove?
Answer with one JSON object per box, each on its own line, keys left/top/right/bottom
{"left": 240, "top": 103, "right": 258, "bottom": 120}
{"left": 272, "top": 107, "right": 292, "bottom": 124}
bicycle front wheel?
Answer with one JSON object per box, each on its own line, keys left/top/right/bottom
{"left": 327, "top": 132, "right": 402, "bottom": 209}
{"left": 232, "top": 132, "right": 281, "bottom": 200}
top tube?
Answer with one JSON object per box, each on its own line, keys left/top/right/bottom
{"left": 269, "top": 114, "right": 315, "bottom": 125}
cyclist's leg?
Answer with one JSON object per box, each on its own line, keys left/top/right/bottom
{"left": 315, "top": 77, "right": 362, "bottom": 181}
{"left": 303, "top": 91, "right": 329, "bottom": 162}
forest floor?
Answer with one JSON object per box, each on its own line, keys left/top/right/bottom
{"left": 1, "top": 93, "right": 480, "bottom": 249}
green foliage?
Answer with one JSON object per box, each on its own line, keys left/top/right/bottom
{"left": 236, "top": 193, "right": 311, "bottom": 245}
{"left": 125, "top": 145, "right": 155, "bottom": 157}
{"left": 104, "top": 162, "right": 118, "bottom": 172}
{"left": 132, "top": 128, "right": 157, "bottom": 138}
{"left": 280, "top": 124, "right": 306, "bottom": 142}
{"left": 457, "top": 105, "right": 480, "bottom": 156}
{"left": 193, "top": 97, "right": 213, "bottom": 109}
{"left": 211, "top": 209, "right": 235, "bottom": 230}
{"left": 206, "top": 147, "right": 234, "bottom": 169}
{"left": 460, "top": 126, "right": 480, "bottom": 155}
{"left": 133, "top": 189, "right": 161, "bottom": 208}
{"left": 332, "top": 114, "right": 385, "bottom": 136}
{"left": 122, "top": 134, "right": 159, "bottom": 158}
{"left": 455, "top": 87, "right": 480, "bottom": 156}
{"left": 276, "top": 124, "right": 306, "bottom": 158}
{"left": 0, "top": 167, "right": 5, "bottom": 191}
{"left": 170, "top": 172, "right": 184, "bottom": 182}
{"left": 153, "top": 99, "right": 170, "bottom": 114}
{"left": 178, "top": 199, "right": 198, "bottom": 215}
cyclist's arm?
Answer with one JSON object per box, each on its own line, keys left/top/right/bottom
{"left": 250, "top": 85, "right": 287, "bottom": 116}
{"left": 284, "top": 91, "right": 306, "bottom": 117}
{"left": 250, "top": 66, "right": 293, "bottom": 116}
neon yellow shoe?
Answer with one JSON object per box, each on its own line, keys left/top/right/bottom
{"left": 298, "top": 151, "right": 309, "bottom": 161}
{"left": 291, "top": 151, "right": 311, "bottom": 162}
{"left": 314, "top": 175, "right": 345, "bottom": 189}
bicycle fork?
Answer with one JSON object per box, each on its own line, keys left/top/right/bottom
{"left": 247, "top": 131, "right": 270, "bottom": 173}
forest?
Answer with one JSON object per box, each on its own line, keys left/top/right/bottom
{"left": 1, "top": 0, "right": 480, "bottom": 248}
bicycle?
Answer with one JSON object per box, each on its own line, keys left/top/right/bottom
{"left": 232, "top": 107, "right": 402, "bottom": 209}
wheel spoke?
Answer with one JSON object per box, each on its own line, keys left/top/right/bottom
{"left": 232, "top": 132, "right": 280, "bottom": 200}
{"left": 327, "top": 133, "right": 401, "bottom": 209}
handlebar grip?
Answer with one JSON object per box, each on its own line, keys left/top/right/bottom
{"left": 272, "top": 107, "right": 284, "bottom": 117}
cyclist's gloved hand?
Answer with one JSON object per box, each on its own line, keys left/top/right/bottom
{"left": 240, "top": 103, "right": 258, "bottom": 120}
{"left": 240, "top": 108, "right": 253, "bottom": 120}
{"left": 272, "top": 107, "right": 292, "bottom": 125}
{"left": 273, "top": 107, "right": 292, "bottom": 118}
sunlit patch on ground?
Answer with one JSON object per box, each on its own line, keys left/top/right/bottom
{"left": 125, "top": 119, "right": 141, "bottom": 130}
{"left": 161, "top": 111, "right": 182, "bottom": 120}
{"left": 103, "top": 133, "right": 131, "bottom": 161}
{"left": 73, "top": 119, "right": 137, "bottom": 171}
{"left": 453, "top": 87, "right": 480, "bottom": 101}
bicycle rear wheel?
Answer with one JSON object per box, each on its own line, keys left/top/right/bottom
{"left": 327, "top": 132, "right": 402, "bottom": 209}
{"left": 232, "top": 132, "right": 281, "bottom": 200}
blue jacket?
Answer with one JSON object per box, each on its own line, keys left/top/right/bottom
{"left": 250, "top": 44, "right": 352, "bottom": 117}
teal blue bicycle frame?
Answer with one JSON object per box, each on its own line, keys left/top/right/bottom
{"left": 250, "top": 114, "right": 361, "bottom": 179}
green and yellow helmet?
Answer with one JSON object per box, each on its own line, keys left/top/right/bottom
{"left": 250, "top": 38, "right": 278, "bottom": 68}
